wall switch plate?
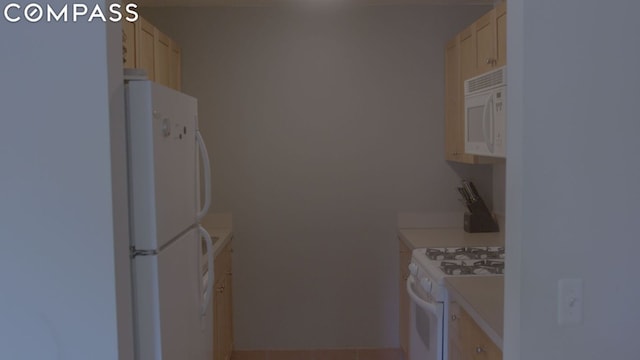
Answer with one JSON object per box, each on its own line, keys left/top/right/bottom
{"left": 558, "top": 278, "right": 583, "bottom": 326}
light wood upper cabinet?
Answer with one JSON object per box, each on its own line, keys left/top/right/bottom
{"left": 154, "top": 29, "right": 171, "bottom": 86}
{"left": 137, "top": 17, "right": 156, "bottom": 82}
{"left": 474, "top": 2, "right": 507, "bottom": 75}
{"left": 169, "top": 40, "right": 182, "bottom": 91}
{"left": 443, "top": 3, "right": 506, "bottom": 164}
{"left": 459, "top": 25, "right": 476, "bottom": 80}
{"left": 122, "top": 21, "right": 136, "bottom": 67}
{"left": 495, "top": 2, "right": 507, "bottom": 68}
{"left": 123, "top": 16, "right": 181, "bottom": 91}
{"left": 445, "top": 28, "right": 483, "bottom": 164}
{"left": 445, "top": 35, "right": 479, "bottom": 164}
{"left": 445, "top": 37, "right": 460, "bottom": 162}
{"left": 475, "top": 11, "right": 495, "bottom": 74}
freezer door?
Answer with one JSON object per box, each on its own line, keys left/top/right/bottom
{"left": 126, "top": 81, "right": 199, "bottom": 250}
{"left": 132, "top": 228, "right": 202, "bottom": 360}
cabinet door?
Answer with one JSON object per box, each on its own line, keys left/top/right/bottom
{"left": 475, "top": 11, "right": 495, "bottom": 74}
{"left": 213, "top": 275, "right": 225, "bottom": 360}
{"left": 448, "top": 302, "right": 466, "bottom": 360}
{"left": 459, "top": 25, "right": 476, "bottom": 81}
{"left": 456, "top": 27, "right": 482, "bottom": 164}
{"left": 122, "top": 21, "right": 136, "bottom": 67}
{"left": 223, "top": 272, "right": 233, "bottom": 360}
{"left": 155, "top": 29, "right": 172, "bottom": 88}
{"left": 458, "top": 307, "right": 502, "bottom": 360}
{"left": 217, "top": 274, "right": 232, "bottom": 360}
{"left": 495, "top": 2, "right": 507, "bottom": 68}
{"left": 445, "top": 36, "right": 461, "bottom": 162}
{"left": 213, "top": 242, "right": 233, "bottom": 360}
{"left": 137, "top": 17, "right": 155, "bottom": 81}
{"left": 170, "top": 40, "right": 182, "bottom": 91}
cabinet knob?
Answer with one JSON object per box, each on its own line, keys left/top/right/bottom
{"left": 451, "top": 314, "right": 458, "bottom": 321}
{"left": 476, "top": 345, "right": 485, "bottom": 354}
{"left": 226, "top": 271, "right": 233, "bottom": 276}
{"left": 216, "top": 286, "right": 225, "bottom": 293}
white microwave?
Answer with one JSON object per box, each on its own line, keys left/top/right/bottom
{"left": 464, "top": 66, "right": 506, "bottom": 158}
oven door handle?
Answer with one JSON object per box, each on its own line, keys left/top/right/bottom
{"left": 406, "top": 276, "right": 438, "bottom": 315}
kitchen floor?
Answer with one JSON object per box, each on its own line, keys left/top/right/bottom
{"left": 232, "top": 348, "right": 404, "bottom": 360}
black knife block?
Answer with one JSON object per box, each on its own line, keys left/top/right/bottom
{"left": 463, "top": 198, "right": 500, "bottom": 233}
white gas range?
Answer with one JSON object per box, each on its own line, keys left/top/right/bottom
{"left": 406, "top": 246, "right": 504, "bottom": 360}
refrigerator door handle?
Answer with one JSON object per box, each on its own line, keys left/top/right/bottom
{"left": 199, "top": 225, "right": 215, "bottom": 318}
{"left": 196, "top": 130, "right": 211, "bottom": 221}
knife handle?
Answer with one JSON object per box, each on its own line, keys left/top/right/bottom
{"left": 468, "top": 181, "right": 481, "bottom": 199}
{"left": 462, "top": 181, "right": 477, "bottom": 202}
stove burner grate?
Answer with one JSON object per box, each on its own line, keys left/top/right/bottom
{"left": 439, "top": 259, "right": 504, "bottom": 275}
{"left": 425, "top": 246, "right": 504, "bottom": 261}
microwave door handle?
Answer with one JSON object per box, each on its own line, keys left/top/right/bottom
{"left": 483, "top": 94, "right": 495, "bottom": 153}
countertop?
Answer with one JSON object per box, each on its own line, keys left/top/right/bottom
{"left": 398, "top": 227, "right": 504, "bottom": 250}
{"left": 444, "top": 276, "right": 504, "bottom": 350}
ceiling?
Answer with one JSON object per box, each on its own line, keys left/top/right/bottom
{"left": 137, "top": 0, "right": 496, "bottom": 7}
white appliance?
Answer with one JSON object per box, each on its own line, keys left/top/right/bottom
{"left": 406, "top": 246, "right": 504, "bottom": 360}
{"left": 464, "top": 66, "right": 506, "bottom": 158}
{"left": 125, "top": 78, "right": 214, "bottom": 360}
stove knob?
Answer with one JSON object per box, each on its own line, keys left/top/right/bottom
{"left": 408, "top": 263, "right": 418, "bottom": 276}
{"left": 420, "top": 278, "right": 432, "bottom": 293}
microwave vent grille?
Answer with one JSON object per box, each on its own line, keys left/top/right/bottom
{"left": 465, "top": 67, "right": 506, "bottom": 94}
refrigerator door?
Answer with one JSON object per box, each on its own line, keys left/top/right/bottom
{"left": 132, "top": 228, "right": 201, "bottom": 360}
{"left": 126, "top": 81, "right": 199, "bottom": 250}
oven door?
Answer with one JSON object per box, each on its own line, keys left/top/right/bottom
{"left": 406, "top": 275, "right": 444, "bottom": 360}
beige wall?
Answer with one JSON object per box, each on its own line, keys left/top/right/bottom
{"left": 143, "top": 4, "right": 491, "bottom": 349}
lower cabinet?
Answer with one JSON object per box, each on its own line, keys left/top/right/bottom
{"left": 448, "top": 302, "right": 502, "bottom": 360}
{"left": 398, "top": 238, "right": 412, "bottom": 358}
{"left": 214, "top": 240, "right": 233, "bottom": 360}
{"left": 448, "top": 302, "right": 466, "bottom": 360}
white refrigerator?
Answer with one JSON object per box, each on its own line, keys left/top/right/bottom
{"left": 125, "top": 79, "right": 214, "bottom": 360}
